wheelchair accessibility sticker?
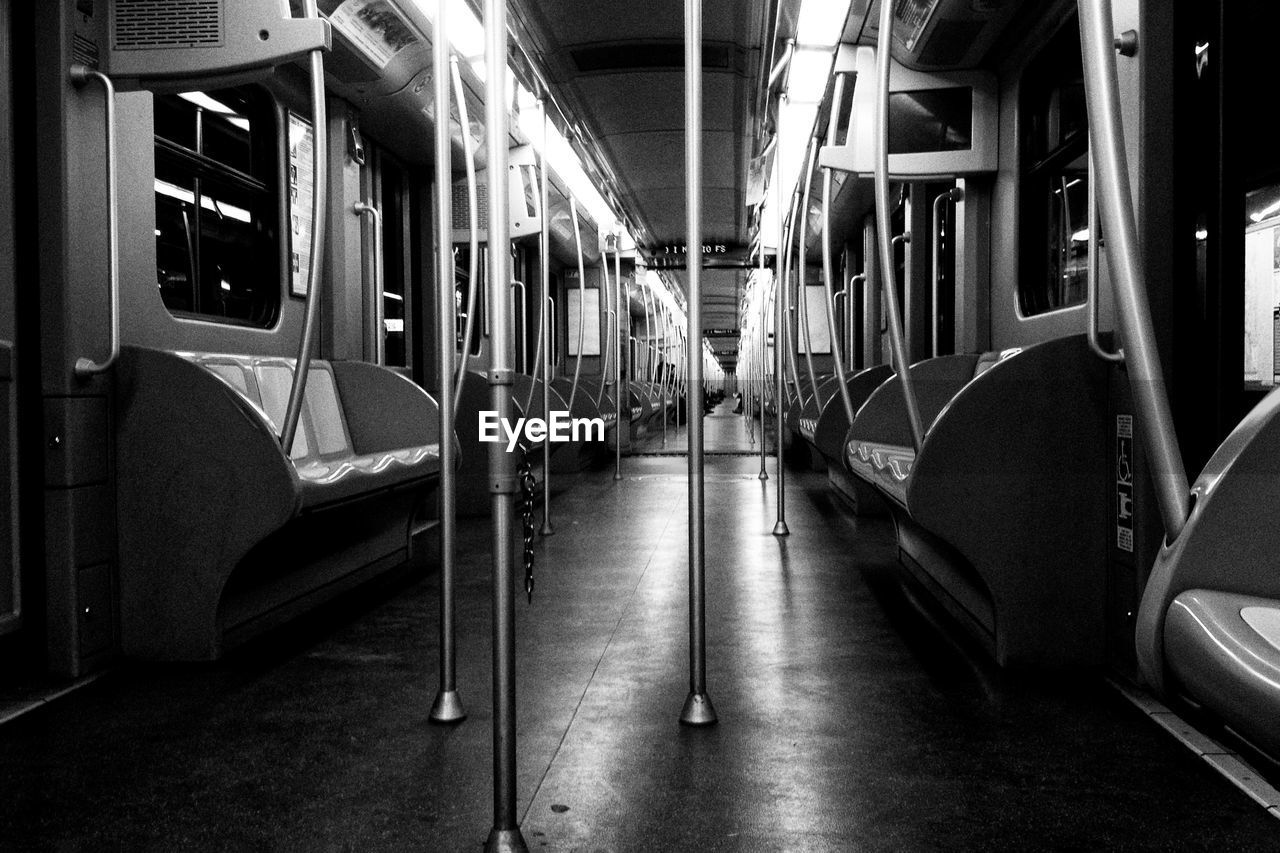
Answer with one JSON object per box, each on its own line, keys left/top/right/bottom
{"left": 1116, "top": 414, "right": 1134, "bottom": 553}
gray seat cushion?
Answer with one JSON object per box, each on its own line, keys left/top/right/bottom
{"left": 1165, "top": 589, "right": 1280, "bottom": 757}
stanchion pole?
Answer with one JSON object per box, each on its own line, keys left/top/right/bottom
{"left": 482, "top": 0, "right": 527, "bottom": 847}
{"left": 680, "top": 0, "right": 715, "bottom": 727}
{"left": 428, "top": 0, "right": 465, "bottom": 725}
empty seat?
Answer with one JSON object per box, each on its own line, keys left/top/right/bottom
{"left": 1136, "top": 384, "right": 1280, "bottom": 759}
{"left": 841, "top": 336, "right": 1110, "bottom": 666}
{"left": 115, "top": 346, "right": 444, "bottom": 660}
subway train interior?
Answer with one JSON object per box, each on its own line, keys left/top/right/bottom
{"left": 4, "top": 0, "right": 1280, "bottom": 848}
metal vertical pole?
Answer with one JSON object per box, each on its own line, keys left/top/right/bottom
{"left": 758, "top": 248, "right": 768, "bottom": 479}
{"left": 773, "top": 119, "right": 789, "bottom": 536}
{"left": 482, "top": 0, "right": 526, "bottom": 848}
{"left": 1078, "top": 0, "right": 1189, "bottom": 538}
{"left": 539, "top": 102, "right": 555, "bottom": 537}
{"left": 614, "top": 241, "right": 625, "bottom": 480}
{"left": 428, "top": 0, "right": 465, "bottom": 726}
{"left": 681, "top": 0, "right": 715, "bottom": 726}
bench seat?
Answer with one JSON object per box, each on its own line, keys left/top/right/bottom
{"left": 116, "top": 346, "right": 444, "bottom": 660}
{"left": 839, "top": 336, "right": 1110, "bottom": 667}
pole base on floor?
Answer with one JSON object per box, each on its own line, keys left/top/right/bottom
{"left": 613, "top": 471, "right": 623, "bottom": 481}
{"left": 540, "top": 521, "right": 555, "bottom": 536}
{"left": 758, "top": 469, "right": 768, "bottom": 480}
{"left": 679, "top": 691, "right": 718, "bottom": 726}
{"left": 484, "top": 827, "right": 529, "bottom": 853}
{"left": 772, "top": 520, "right": 790, "bottom": 536}
{"left": 428, "top": 689, "right": 466, "bottom": 724}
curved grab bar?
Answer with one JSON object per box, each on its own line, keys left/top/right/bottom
{"left": 613, "top": 241, "right": 624, "bottom": 479}
{"left": 280, "top": 0, "right": 329, "bottom": 454}
{"left": 1079, "top": 0, "right": 1188, "bottom": 539}
{"left": 872, "top": 2, "right": 925, "bottom": 452}
{"left": 353, "top": 202, "right": 384, "bottom": 366}
{"left": 848, "top": 272, "right": 866, "bottom": 369}
{"left": 931, "top": 188, "right": 963, "bottom": 358}
{"left": 822, "top": 73, "right": 856, "bottom": 426}
{"left": 797, "top": 136, "right": 822, "bottom": 407}
{"left": 597, "top": 309, "right": 616, "bottom": 409}
{"left": 450, "top": 55, "right": 480, "bottom": 418}
{"left": 70, "top": 65, "right": 119, "bottom": 380}
{"left": 596, "top": 252, "right": 612, "bottom": 408}
{"left": 1085, "top": 149, "right": 1124, "bottom": 363}
{"left": 783, "top": 184, "right": 803, "bottom": 403}
{"left": 567, "top": 196, "right": 586, "bottom": 412}
{"left": 642, "top": 281, "right": 658, "bottom": 394}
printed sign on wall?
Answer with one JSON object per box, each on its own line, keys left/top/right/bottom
{"left": 288, "top": 113, "right": 314, "bottom": 298}
{"left": 1116, "top": 414, "right": 1134, "bottom": 553}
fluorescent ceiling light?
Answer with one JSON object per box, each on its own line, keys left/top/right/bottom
{"left": 796, "top": 0, "right": 851, "bottom": 48}
{"left": 407, "top": 0, "right": 486, "bottom": 72}
{"left": 154, "top": 179, "right": 251, "bottom": 223}
{"left": 179, "top": 92, "right": 234, "bottom": 114}
{"left": 786, "top": 49, "right": 833, "bottom": 104}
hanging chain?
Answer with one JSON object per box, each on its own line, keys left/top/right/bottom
{"left": 519, "top": 459, "right": 536, "bottom": 602}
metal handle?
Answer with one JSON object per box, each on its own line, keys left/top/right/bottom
{"left": 931, "top": 188, "right": 963, "bottom": 358}
{"left": 872, "top": 4, "right": 925, "bottom": 451}
{"left": 848, "top": 273, "right": 866, "bottom": 370}
{"left": 511, "top": 280, "right": 527, "bottom": 373}
{"left": 450, "top": 55, "right": 480, "bottom": 418}
{"left": 70, "top": 65, "right": 119, "bottom": 380}
{"left": 597, "top": 308, "right": 615, "bottom": 408}
{"left": 1085, "top": 149, "right": 1124, "bottom": 363}
{"left": 1079, "top": 0, "right": 1188, "bottom": 540}
{"left": 280, "top": 1, "right": 329, "bottom": 454}
{"left": 353, "top": 202, "right": 384, "bottom": 366}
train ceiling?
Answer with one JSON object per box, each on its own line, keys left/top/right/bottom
{"left": 510, "top": 0, "right": 770, "bottom": 356}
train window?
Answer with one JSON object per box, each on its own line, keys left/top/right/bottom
{"left": 1017, "top": 22, "right": 1090, "bottom": 317}
{"left": 455, "top": 244, "right": 484, "bottom": 356}
{"left": 154, "top": 88, "right": 280, "bottom": 327}
{"left": 1243, "top": 184, "right": 1280, "bottom": 388}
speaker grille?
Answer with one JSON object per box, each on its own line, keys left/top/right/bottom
{"left": 452, "top": 181, "right": 489, "bottom": 233}
{"left": 113, "top": 0, "right": 223, "bottom": 50}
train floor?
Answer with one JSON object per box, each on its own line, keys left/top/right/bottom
{"left": 1, "top": 458, "right": 1278, "bottom": 849}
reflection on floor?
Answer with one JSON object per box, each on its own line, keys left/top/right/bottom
{"left": 0, "top": 456, "right": 1275, "bottom": 849}
{"left": 633, "top": 396, "right": 776, "bottom": 455}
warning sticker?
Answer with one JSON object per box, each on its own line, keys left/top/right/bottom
{"left": 329, "top": 0, "right": 419, "bottom": 70}
{"left": 1116, "top": 414, "right": 1134, "bottom": 553}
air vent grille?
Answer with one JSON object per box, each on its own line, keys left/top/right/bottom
{"left": 452, "top": 182, "right": 489, "bottom": 233}
{"left": 113, "top": 0, "right": 222, "bottom": 50}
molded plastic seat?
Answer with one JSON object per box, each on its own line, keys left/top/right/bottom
{"left": 116, "top": 347, "right": 444, "bottom": 660}
{"left": 1165, "top": 590, "right": 1280, "bottom": 757}
{"left": 837, "top": 336, "right": 1111, "bottom": 667}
